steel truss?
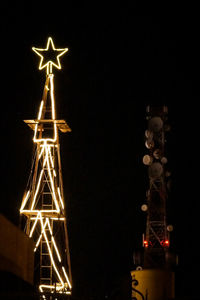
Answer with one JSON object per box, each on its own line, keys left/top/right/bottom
{"left": 20, "top": 72, "right": 72, "bottom": 299}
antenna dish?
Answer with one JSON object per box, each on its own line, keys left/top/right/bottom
{"left": 153, "top": 149, "right": 161, "bottom": 159}
{"left": 149, "top": 162, "right": 163, "bottom": 178}
{"left": 143, "top": 155, "right": 153, "bottom": 165}
{"left": 141, "top": 204, "right": 148, "bottom": 211}
{"left": 145, "top": 139, "right": 154, "bottom": 149}
{"left": 145, "top": 130, "right": 153, "bottom": 139}
{"left": 149, "top": 117, "right": 163, "bottom": 132}
{"left": 161, "top": 157, "right": 168, "bottom": 164}
{"left": 167, "top": 225, "right": 173, "bottom": 232}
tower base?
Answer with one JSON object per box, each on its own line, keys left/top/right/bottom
{"left": 131, "top": 269, "right": 175, "bottom": 300}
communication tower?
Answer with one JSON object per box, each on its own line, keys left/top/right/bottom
{"left": 19, "top": 37, "right": 72, "bottom": 299}
{"left": 142, "top": 105, "right": 171, "bottom": 268}
{"left": 131, "top": 105, "right": 175, "bottom": 300}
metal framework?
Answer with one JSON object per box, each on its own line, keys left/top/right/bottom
{"left": 20, "top": 38, "right": 72, "bottom": 298}
{"left": 142, "top": 105, "right": 171, "bottom": 268}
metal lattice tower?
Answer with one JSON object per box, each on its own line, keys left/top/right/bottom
{"left": 142, "top": 105, "right": 172, "bottom": 268}
{"left": 19, "top": 37, "right": 72, "bottom": 299}
{"left": 131, "top": 106, "right": 176, "bottom": 300}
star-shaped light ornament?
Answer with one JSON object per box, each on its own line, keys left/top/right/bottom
{"left": 32, "top": 37, "right": 68, "bottom": 74}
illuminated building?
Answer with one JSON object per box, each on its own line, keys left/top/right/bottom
{"left": 0, "top": 214, "right": 35, "bottom": 298}
{"left": 20, "top": 37, "right": 72, "bottom": 299}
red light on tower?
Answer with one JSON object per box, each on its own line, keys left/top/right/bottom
{"left": 164, "top": 240, "right": 170, "bottom": 247}
{"left": 143, "top": 240, "right": 148, "bottom": 248}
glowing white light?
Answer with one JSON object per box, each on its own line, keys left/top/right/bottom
{"left": 34, "top": 234, "right": 42, "bottom": 252}
{"left": 47, "top": 144, "right": 55, "bottom": 168}
{"left": 31, "top": 169, "right": 44, "bottom": 210}
{"left": 62, "top": 266, "right": 72, "bottom": 289}
{"left": 52, "top": 236, "right": 62, "bottom": 262}
{"left": 46, "top": 152, "right": 60, "bottom": 212}
{"left": 46, "top": 218, "right": 53, "bottom": 235}
{"left": 33, "top": 75, "right": 57, "bottom": 143}
{"left": 57, "top": 187, "right": 64, "bottom": 209}
{"left": 50, "top": 75, "right": 55, "bottom": 119}
{"left": 32, "top": 37, "right": 68, "bottom": 75}
{"left": 34, "top": 218, "right": 48, "bottom": 252}
{"left": 38, "top": 100, "right": 44, "bottom": 120}
{"left": 20, "top": 38, "right": 71, "bottom": 296}
{"left": 39, "top": 146, "right": 45, "bottom": 159}
{"left": 20, "top": 190, "right": 30, "bottom": 212}
{"left": 29, "top": 213, "right": 40, "bottom": 237}
{"left": 21, "top": 209, "right": 59, "bottom": 214}
{"left": 40, "top": 216, "right": 64, "bottom": 287}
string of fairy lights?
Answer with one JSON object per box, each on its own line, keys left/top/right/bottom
{"left": 20, "top": 37, "right": 72, "bottom": 297}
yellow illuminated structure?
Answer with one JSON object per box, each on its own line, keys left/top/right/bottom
{"left": 131, "top": 269, "right": 175, "bottom": 300}
{"left": 32, "top": 37, "right": 68, "bottom": 75}
{"left": 20, "top": 37, "right": 72, "bottom": 298}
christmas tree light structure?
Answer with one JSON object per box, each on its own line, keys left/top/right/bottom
{"left": 20, "top": 37, "right": 72, "bottom": 298}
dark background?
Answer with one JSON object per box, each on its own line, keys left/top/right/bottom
{"left": 0, "top": 4, "right": 199, "bottom": 299}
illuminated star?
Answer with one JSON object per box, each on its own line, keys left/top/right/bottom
{"left": 32, "top": 37, "right": 68, "bottom": 74}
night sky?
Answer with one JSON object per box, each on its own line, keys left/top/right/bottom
{"left": 1, "top": 4, "right": 200, "bottom": 299}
